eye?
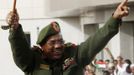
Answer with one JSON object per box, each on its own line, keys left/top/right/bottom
{"left": 58, "top": 40, "right": 64, "bottom": 44}
{"left": 47, "top": 40, "right": 55, "bottom": 46}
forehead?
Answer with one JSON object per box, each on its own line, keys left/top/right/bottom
{"left": 47, "top": 33, "right": 63, "bottom": 41}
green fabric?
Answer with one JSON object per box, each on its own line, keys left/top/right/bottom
{"left": 8, "top": 17, "right": 121, "bottom": 75}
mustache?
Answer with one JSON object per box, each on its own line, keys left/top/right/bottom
{"left": 53, "top": 49, "right": 64, "bottom": 52}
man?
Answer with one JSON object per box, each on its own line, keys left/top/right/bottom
{"left": 116, "top": 56, "right": 129, "bottom": 75}
{"left": 84, "top": 65, "right": 95, "bottom": 75}
{"left": 103, "top": 63, "right": 116, "bottom": 75}
{"left": 130, "top": 64, "right": 134, "bottom": 75}
{"left": 7, "top": 0, "right": 129, "bottom": 75}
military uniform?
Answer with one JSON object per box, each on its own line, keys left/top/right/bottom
{"left": 8, "top": 17, "right": 121, "bottom": 75}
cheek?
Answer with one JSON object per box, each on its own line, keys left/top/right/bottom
{"left": 132, "top": 68, "right": 134, "bottom": 72}
{"left": 42, "top": 45, "right": 53, "bottom": 53}
{"left": 60, "top": 45, "right": 65, "bottom": 52}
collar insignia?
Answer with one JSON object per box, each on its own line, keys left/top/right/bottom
{"left": 40, "top": 64, "right": 50, "bottom": 70}
{"left": 63, "top": 58, "right": 76, "bottom": 71}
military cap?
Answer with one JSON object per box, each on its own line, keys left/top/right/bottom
{"left": 36, "top": 21, "right": 61, "bottom": 45}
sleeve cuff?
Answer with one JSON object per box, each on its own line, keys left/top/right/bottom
{"left": 106, "top": 16, "right": 122, "bottom": 29}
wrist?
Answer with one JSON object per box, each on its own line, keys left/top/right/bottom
{"left": 10, "top": 23, "right": 20, "bottom": 30}
{"left": 112, "top": 13, "right": 121, "bottom": 19}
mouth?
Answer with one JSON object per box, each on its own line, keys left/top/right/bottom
{"left": 53, "top": 51, "right": 62, "bottom": 55}
{"left": 54, "top": 49, "right": 63, "bottom": 53}
{"left": 52, "top": 50, "right": 63, "bottom": 59}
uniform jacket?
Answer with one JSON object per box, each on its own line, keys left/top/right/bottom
{"left": 8, "top": 17, "right": 121, "bottom": 75}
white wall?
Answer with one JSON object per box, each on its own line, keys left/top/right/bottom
{"left": 44, "top": 0, "right": 134, "bottom": 17}
{"left": 0, "top": 28, "right": 23, "bottom": 75}
{"left": 46, "top": 0, "right": 123, "bottom": 12}
{"left": 120, "top": 22, "right": 134, "bottom": 62}
{"left": 0, "top": 0, "right": 45, "bottom": 19}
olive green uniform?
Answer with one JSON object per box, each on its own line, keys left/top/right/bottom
{"left": 8, "top": 17, "right": 121, "bottom": 75}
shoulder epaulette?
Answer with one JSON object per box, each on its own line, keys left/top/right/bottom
{"left": 31, "top": 45, "right": 43, "bottom": 54}
{"left": 64, "top": 42, "right": 77, "bottom": 57}
{"left": 65, "top": 42, "right": 76, "bottom": 48}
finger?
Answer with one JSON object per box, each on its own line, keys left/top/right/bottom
{"left": 120, "top": 9, "right": 129, "bottom": 17}
{"left": 122, "top": 11, "right": 129, "bottom": 17}
{"left": 119, "top": 0, "right": 128, "bottom": 7}
{"left": 122, "top": 6, "right": 130, "bottom": 13}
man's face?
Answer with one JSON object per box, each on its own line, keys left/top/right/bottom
{"left": 41, "top": 33, "right": 65, "bottom": 60}
{"left": 117, "top": 57, "right": 123, "bottom": 64}
{"left": 108, "top": 67, "right": 115, "bottom": 74}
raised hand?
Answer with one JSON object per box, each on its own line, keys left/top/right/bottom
{"left": 6, "top": 9, "right": 19, "bottom": 29}
{"left": 113, "top": 0, "right": 129, "bottom": 19}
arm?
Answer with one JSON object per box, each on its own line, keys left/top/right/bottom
{"left": 8, "top": 25, "right": 35, "bottom": 72}
{"left": 77, "top": 17, "right": 121, "bottom": 67}
{"left": 76, "top": 0, "right": 129, "bottom": 67}
{"left": 7, "top": 10, "right": 35, "bottom": 72}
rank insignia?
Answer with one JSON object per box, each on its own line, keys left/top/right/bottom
{"left": 40, "top": 64, "right": 50, "bottom": 70}
{"left": 63, "top": 58, "right": 76, "bottom": 70}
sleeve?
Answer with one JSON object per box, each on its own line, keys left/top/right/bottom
{"left": 8, "top": 25, "right": 35, "bottom": 72}
{"left": 76, "top": 17, "right": 121, "bottom": 67}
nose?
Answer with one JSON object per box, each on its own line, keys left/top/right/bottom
{"left": 54, "top": 43, "right": 63, "bottom": 49}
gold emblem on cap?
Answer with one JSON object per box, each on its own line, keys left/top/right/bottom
{"left": 51, "top": 22, "right": 60, "bottom": 32}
